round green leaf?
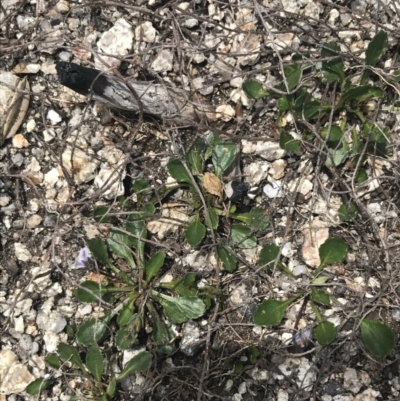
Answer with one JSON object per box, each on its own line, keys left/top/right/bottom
{"left": 253, "top": 297, "right": 297, "bottom": 326}
{"left": 311, "top": 289, "right": 330, "bottom": 306}
{"left": 88, "top": 237, "right": 109, "bottom": 264}
{"left": 318, "top": 238, "right": 348, "bottom": 269}
{"left": 75, "top": 281, "right": 103, "bottom": 303}
{"left": 116, "top": 351, "right": 152, "bottom": 381}
{"left": 338, "top": 202, "right": 358, "bottom": 222}
{"left": 45, "top": 353, "right": 61, "bottom": 369}
{"left": 115, "top": 327, "right": 138, "bottom": 350}
{"left": 242, "top": 79, "right": 269, "bottom": 99}
{"left": 279, "top": 131, "right": 300, "bottom": 152}
{"left": 167, "top": 158, "right": 193, "bottom": 185}
{"left": 258, "top": 244, "right": 279, "bottom": 270}
{"left": 93, "top": 206, "right": 112, "bottom": 223}
{"left": 360, "top": 319, "right": 395, "bottom": 358}
{"left": 76, "top": 317, "right": 108, "bottom": 346}
{"left": 277, "top": 95, "right": 290, "bottom": 111}
{"left": 314, "top": 321, "right": 336, "bottom": 345}
{"left": 155, "top": 293, "right": 206, "bottom": 324}
{"left": 217, "top": 245, "right": 237, "bottom": 272}
{"left": 25, "top": 378, "right": 51, "bottom": 395}
{"left": 57, "top": 343, "right": 85, "bottom": 371}
{"left": 86, "top": 345, "right": 104, "bottom": 381}
{"left": 145, "top": 251, "right": 166, "bottom": 283}
{"left": 185, "top": 219, "right": 206, "bottom": 246}
{"left": 321, "top": 125, "right": 343, "bottom": 141}
{"left": 355, "top": 168, "right": 368, "bottom": 183}
{"left": 231, "top": 224, "right": 257, "bottom": 249}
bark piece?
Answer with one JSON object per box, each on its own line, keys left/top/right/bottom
{"left": 56, "top": 62, "right": 216, "bottom": 125}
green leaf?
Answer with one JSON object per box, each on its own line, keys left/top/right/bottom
{"left": 231, "top": 224, "right": 257, "bottom": 248}
{"left": 212, "top": 140, "right": 237, "bottom": 178}
{"left": 93, "top": 206, "right": 112, "bottom": 223}
{"left": 321, "top": 42, "right": 345, "bottom": 84}
{"left": 207, "top": 208, "right": 219, "bottom": 230}
{"left": 231, "top": 208, "right": 270, "bottom": 231}
{"left": 187, "top": 138, "right": 206, "bottom": 175}
{"left": 45, "top": 353, "right": 61, "bottom": 369}
{"left": 185, "top": 218, "right": 206, "bottom": 247}
{"left": 117, "top": 305, "right": 134, "bottom": 327}
{"left": 253, "top": 297, "right": 297, "bottom": 326}
{"left": 284, "top": 64, "right": 302, "bottom": 91}
{"left": 167, "top": 158, "right": 193, "bottom": 185}
{"left": 75, "top": 281, "right": 104, "bottom": 303}
{"left": 248, "top": 345, "right": 259, "bottom": 364}
{"left": 148, "top": 303, "right": 176, "bottom": 354}
{"left": 312, "top": 276, "right": 329, "bottom": 285}
{"left": 311, "top": 289, "right": 330, "bottom": 306}
{"left": 117, "top": 351, "right": 152, "bottom": 381}
{"left": 279, "top": 131, "right": 300, "bottom": 152}
{"left": 318, "top": 238, "right": 348, "bottom": 269}
{"left": 361, "top": 31, "right": 388, "bottom": 84}
{"left": 154, "top": 292, "right": 206, "bottom": 324}
{"left": 321, "top": 125, "right": 343, "bottom": 141}
{"left": 314, "top": 321, "right": 336, "bottom": 345}
{"left": 360, "top": 319, "right": 395, "bottom": 358}
{"left": 76, "top": 316, "right": 109, "bottom": 346}
{"left": 277, "top": 95, "right": 291, "bottom": 111}
{"left": 106, "top": 380, "right": 117, "bottom": 397}
{"left": 362, "top": 122, "right": 390, "bottom": 143}
{"left": 325, "top": 140, "right": 350, "bottom": 167}
{"left": 88, "top": 237, "right": 109, "bottom": 264}
{"left": 258, "top": 244, "right": 279, "bottom": 270}
{"left": 366, "top": 31, "right": 388, "bottom": 66}
{"left": 107, "top": 230, "right": 136, "bottom": 269}
{"left": 86, "top": 345, "right": 104, "bottom": 381}
{"left": 338, "top": 202, "right": 358, "bottom": 222}
{"left": 242, "top": 79, "right": 269, "bottom": 99}
{"left": 145, "top": 251, "right": 165, "bottom": 283}
{"left": 125, "top": 218, "right": 147, "bottom": 264}
{"left": 132, "top": 179, "right": 152, "bottom": 204}
{"left": 217, "top": 245, "right": 237, "bottom": 272}
{"left": 336, "top": 86, "right": 383, "bottom": 109}
{"left": 25, "top": 378, "right": 51, "bottom": 395}
{"left": 115, "top": 326, "right": 138, "bottom": 350}
{"left": 57, "top": 343, "right": 85, "bottom": 371}
{"left": 355, "top": 168, "right": 368, "bottom": 183}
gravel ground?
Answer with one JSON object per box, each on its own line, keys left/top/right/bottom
{"left": 1, "top": 0, "right": 400, "bottom": 400}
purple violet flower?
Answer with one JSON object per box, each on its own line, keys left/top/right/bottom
{"left": 74, "top": 246, "right": 90, "bottom": 269}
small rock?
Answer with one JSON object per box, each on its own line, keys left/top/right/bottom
{"left": 55, "top": 0, "right": 69, "bottom": 13}
{"left": 12, "top": 134, "right": 29, "bottom": 148}
{"left": 263, "top": 180, "right": 283, "bottom": 198}
{"left": 301, "top": 219, "right": 329, "bottom": 267}
{"left": 151, "top": 49, "right": 174, "bottom": 72}
{"left": 180, "top": 321, "right": 204, "bottom": 356}
{"left": 27, "top": 214, "right": 43, "bottom": 229}
{"left": 238, "top": 382, "right": 247, "bottom": 395}
{"left": 135, "top": 21, "right": 157, "bottom": 43}
{"left": 216, "top": 104, "right": 235, "bottom": 121}
{"left": 288, "top": 177, "right": 313, "bottom": 195}
{"left": 243, "top": 161, "right": 270, "bottom": 186}
{"left": 242, "top": 140, "right": 286, "bottom": 161}
{"left": 44, "top": 167, "right": 60, "bottom": 188}
{"left": 26, "top": 119, "right": 36, "bottom": 132}
{"left": 276, "top": 357, "right": 316, "bottom": 389}
{"left": 340, "top": 13, "right": 352, "bottom": 26}
{"left": 47, "top": 109, "right": 62, "bottom": 124}
{"left": 0, "top": 348, "right": 35, "bottom": 394}
{"left": 96, "top": 18, "right": 134, "bottom": 69}
{"left": 61, "top": 146, "right": 99, "bottom": 184}
{"left": 0, "top": 195, "right": 11, "bottom": 207}
{"left": 270, "top": 159, "right": 286, "bottom": 179}
{"left": 343, "top": 368, "right": 362, "bottom": 394}
{"left": 14, "top": 243, "right": 32, "bottom": 262}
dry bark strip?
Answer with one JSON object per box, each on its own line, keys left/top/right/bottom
{"left": 56, "top": 62, "right": 216, "bottom": 126}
